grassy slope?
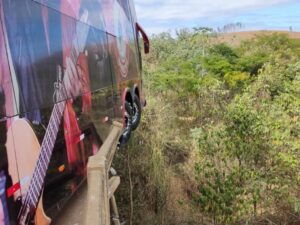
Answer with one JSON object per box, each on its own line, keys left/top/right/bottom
{"left": 216, "top": 30, "right": 300, "bottom": 46}
{"left": 116, "top": 30, "right": 300, "bottom": 225}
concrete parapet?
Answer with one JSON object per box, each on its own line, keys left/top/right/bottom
{"left": 85, "top": 121, "right": 123, "bottom": 225}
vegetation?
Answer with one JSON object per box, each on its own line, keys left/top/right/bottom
{"left": 115, "top": 30, "right": 300, "bottom": 225}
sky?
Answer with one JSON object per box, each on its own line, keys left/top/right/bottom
{"left": 134, "top": 0, "right": 300, "bottom": 35}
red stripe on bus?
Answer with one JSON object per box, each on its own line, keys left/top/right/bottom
{"left": 7, "top": 182, "right": 20, "bottom": 198}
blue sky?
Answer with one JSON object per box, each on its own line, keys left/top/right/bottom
{"left": 134, "top": 0, "right": 300, "bottom": 35}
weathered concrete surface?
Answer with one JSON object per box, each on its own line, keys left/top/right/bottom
{"left": 85, "top": 122, "right": 122, "bottom": 225}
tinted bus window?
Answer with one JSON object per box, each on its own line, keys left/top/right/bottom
{"left": 3, "top": 0, "right": 62, "bottom": 120}
{"left": 34, "top": 0, "right": 106, "bottom": 32}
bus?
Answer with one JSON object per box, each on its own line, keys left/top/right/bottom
{"left": 0, "top": 0, "right": 149, "bottom": 224}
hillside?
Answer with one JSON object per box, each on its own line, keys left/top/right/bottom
{"left": 116, "top": 30, "right": 300, "bottom": 225}
{"left": 216, "top": 30, "right": 300, "bottom": 45}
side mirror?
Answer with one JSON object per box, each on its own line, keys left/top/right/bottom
{"left": 136, "top": 23, "right": 150, "bottom": 54}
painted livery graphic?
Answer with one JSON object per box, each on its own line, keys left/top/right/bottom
{"left": 0, "top": 0, "right": 148, "bottom": 224}
{"left": 0, "top": 172, "right": 9, "bottom": 225}
{"left": 114, "top": 2, "right": 130, "bottom": 78}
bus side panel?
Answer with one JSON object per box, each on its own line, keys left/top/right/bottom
{"left": 127, "top": 0, "right": 146, "bottom": 103}
{"left": 35, "top": 3, "right": 114, "bottom": 219}
{"left": 1, "top": 0, "right": 145, "bottom": 223}
{"left": 0, "top": 2, "right": 20, "bottom": 223}
{"left": 0, "top": 117, "right": 20, "bottom": 225}
{"left": 107, "top": 31, "right": 140, "bottom": 122}
{"left": 2, "top": 0, "right": 63, "bottom": 118}
{"left": 128, "top": 0, "right": 138, "bottom": 23}
{"left": 0, "top": 0, "right": 115, "bottom": 222}
{"left": 104, "top": 0, "right": 144, "bottom": 102}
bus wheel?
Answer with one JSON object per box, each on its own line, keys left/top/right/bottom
{"left": 119, "top": 101, "right": 133, "bottom": 146}
{"left": 131, "top": 94, "right": 141, "bottom": 130}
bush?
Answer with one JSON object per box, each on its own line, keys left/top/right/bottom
{"left": 224, "top": 71, "right": 250, "bottom": 89}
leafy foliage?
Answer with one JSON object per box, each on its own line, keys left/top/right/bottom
{"left": 192, "top": 52, "right": 300, "bottom": 224}
{"left": 126, "top": 30, "right": 300, "bottom": 225}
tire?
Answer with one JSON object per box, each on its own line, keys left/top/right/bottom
{"left": 131, "top": 94, "right": 142, "bottom": 130}
{"left": 119, "top": 101, "right": 133, "bottom": 146}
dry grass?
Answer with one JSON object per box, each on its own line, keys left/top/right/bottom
{"left": 113, "top": 93, "right": 205, "bottom": 225}
{"left": 215, "top": 30, "right": 300, "bottom": 46}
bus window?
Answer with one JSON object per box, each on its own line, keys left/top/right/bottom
{"left": 34, "top": 0, "right": 106, "bottom": 32}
